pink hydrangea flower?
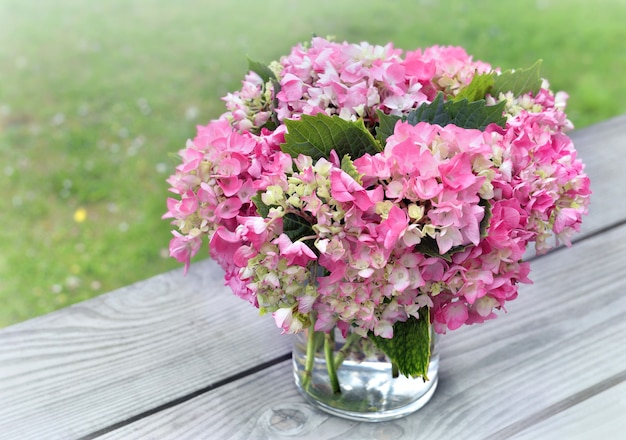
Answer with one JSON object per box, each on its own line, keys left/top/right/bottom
{"left": 168, "top": 231, "right": 201, "bottom": 274}
{"left": 164, "top": 36, "right": 591, "bottom": 338}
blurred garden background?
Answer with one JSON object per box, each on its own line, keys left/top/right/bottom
{"left": 1, "top": 0, "right": 625, "bottom": 327}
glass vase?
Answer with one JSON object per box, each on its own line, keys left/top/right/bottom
{"left": 292, "top": 327, "right": 439, "bottom": 422}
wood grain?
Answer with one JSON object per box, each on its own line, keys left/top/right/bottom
{"left": 571, "top": 115, "right": 626, "bottom": 235}
{"left": 508, "top": 380, "right": 626, "bottom": 440}
{"left": 96, "top": 221, "right": 626, "bottom": 440}
{"left": 0, "top": 115, "right": 624, "bottom": 439}
{"left": 0, "top": 261, "right": 291, "bottom": 439}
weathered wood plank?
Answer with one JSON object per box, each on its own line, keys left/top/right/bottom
{"left": 0, "top": 261, "right": 291, "bottom": 440}
{"left": 0, "top": 115, "right": 623, "bottom": 439}
{"left": 568, "top": 114, "right": 626, "bottom": 236}
{"left": 96, "top": 220, "right": 626, "bottom": 439}
{"left": 508, "top": 380, "right": 626, "bottom": 440}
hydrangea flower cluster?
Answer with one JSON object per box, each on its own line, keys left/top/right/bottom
{"left": 223, "top": 38, "right": 492, "bottom": 131}
{"left": 164, "top": 37, "right": 590, "bottom": 342}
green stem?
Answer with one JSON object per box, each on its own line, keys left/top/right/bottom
{"left": 391, "top": 361, "right": 399, "bottom": 378}
{"left": 301, "top": 323, "right": 317, "bottom": 391}
{"left": 333, "top": 332, "right": 362, "bottom": 371}
{"left": 295, "top": 234, "right": 318, "bottom": 243}
{"left": 324, "top": 333, "right": 341, "bottom": 395}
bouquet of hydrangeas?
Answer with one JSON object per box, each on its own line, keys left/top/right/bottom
{"left": 164, "top": 37, "right": 590, "bottom": 380}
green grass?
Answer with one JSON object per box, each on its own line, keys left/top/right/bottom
{"left": 1, "top": 0, "right": 625, "bottom": 327}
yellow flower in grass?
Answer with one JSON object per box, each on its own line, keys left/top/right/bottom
{"left": 73, "top": 208, "right": 87, "bottom": 223}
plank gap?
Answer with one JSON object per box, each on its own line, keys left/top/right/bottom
{"left": 525, "top": 217, "right": 626, "bottom": 263}
{"left": 483, "top": 369, "right": 626, "bottom": 440}
{"left": 80, "top": 352, "right": 292, "bottom": 439}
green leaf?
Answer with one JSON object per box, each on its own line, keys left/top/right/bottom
{"left": 492, "top": 59, "right": 543, "bottom": 98}
{"left": 453, "top": 72, "right": 496, "bottom": 102}
{"left": 282, "top": 113, "right": 382, "bottom": 161}
{"left": 375, "top": 110, "right": 402, "bottom": 145}
{"left": 408, "top": 92, "right": 506, "bottom": 130}
{"left": 251, "top": 193, "right": 270, "bottom": 218}
{"left": 479, "top": 198, "right": 492, "bottom": 239}
{"left": 340, "top": 155, "right": 362, "bottom": 185}
{"left": 282, "top": 212, "right": 315, "bottom": 244}
{"left": 369, "top": 308, "right": 431, "bottom": 379}
{"left": 247, "top": 57, "right": 277, "bottom": 83}
{"left": 415, "top": 236, "right": 453, "bottom": 262}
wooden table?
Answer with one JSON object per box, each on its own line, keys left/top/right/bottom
{"left": 1, "top": 116, "right": 626, "bottom": 440}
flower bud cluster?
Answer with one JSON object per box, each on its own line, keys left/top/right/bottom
{"left": 222, "top": 71, "right": 275, "bottom": 133}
